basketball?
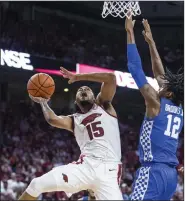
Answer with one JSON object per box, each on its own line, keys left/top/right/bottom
{"left": 27, "top": 73, "right": 55, "bottom": 99}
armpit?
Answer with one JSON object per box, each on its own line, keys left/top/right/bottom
{"left": 102, "top": 101, "right": 112, "bottom": 110}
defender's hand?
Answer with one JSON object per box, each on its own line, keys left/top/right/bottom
{"left": 142, "top": 19, "right": 154, "bottom": 44}
{"left": 125, "top": 13, "right": 135, "bottom": 32}
{"left": 29, "top": 95, "right": 49, "bottom": 104}
{"left": 60, "top": 67, "right": 77, "bottom": 84}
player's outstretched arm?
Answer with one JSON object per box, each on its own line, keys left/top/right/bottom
{"left": 60, "top": 67, "right": 117, "bottom": 113}
{"left": 125, "top": 16, "right": 160, "bottom": 108}
{"left": 29, "top": 95, "right": 73, "bottom": 132}
{"left": 142, "top": 19, "right": 165, "bottom": 87}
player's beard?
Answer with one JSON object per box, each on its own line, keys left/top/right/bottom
{"left": 80, "top": 100, "right": 94, "bottom": 111}
{"left": 80, "top": 100, "right": 93, "bottom": 107}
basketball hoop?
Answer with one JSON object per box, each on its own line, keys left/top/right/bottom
{"left": 101, "top": 1, "right": 141, "bottom": 19}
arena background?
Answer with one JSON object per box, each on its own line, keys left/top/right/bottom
{"left": 0, "top": 1, "right": 184, "bottom": 200}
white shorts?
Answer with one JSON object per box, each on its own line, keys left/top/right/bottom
{"left": 26, "top": 155, "right": 123, "bottom": 200}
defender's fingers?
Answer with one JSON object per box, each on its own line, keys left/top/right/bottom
{"left": 60, "top": 67, "right": 68, "bottom": 73}
{"left": 142, "top": 30, "right": 146, "bottom": 36}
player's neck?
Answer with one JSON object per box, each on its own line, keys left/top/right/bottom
{"left": 80, "top": 103, "right": 94, "bottom": 113}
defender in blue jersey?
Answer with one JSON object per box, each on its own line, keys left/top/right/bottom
{"left": 125, "top": 16, "right": 183, "bottom": 200}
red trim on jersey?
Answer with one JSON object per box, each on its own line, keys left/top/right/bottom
{"left": 81, "top": 113, "right": 102, "bottom": 126}
{"left": 72, "top": 155, "right": 86, "bottom": 165}
{"left": 117, "top": 164, "right": 122, "bottom": 185}
{"left": 99, "top": 105, "right": 118, "bottom": 119}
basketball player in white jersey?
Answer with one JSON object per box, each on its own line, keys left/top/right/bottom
{"left": 19, "top": 68, "right": 123, "bottom": 200}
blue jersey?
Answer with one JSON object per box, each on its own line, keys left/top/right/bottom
{"left": 82, "top": 196, "right": 88, "bottom": 200}
{"left": 139, "top": 97, "right": 183, "bottom": 166}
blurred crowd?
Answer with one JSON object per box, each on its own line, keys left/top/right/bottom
{"left": 0, "top": 2, "right": 184, "bottom": 201}
{"left": 1, "top": 101, "right": 184, "bottom": 200}
{"left": 0, "top": 3, "right": 183, "bottom": 72}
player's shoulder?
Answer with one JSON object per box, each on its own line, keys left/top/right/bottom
{"left": 160, "top": 97, "right": 182, "bottom": 110}
{"left": 96, "top": 102, "right": 117, "bottom": 118}
{"left": 68, "top": 112, "right": 82, "bottom": 119}
{"left": 95, "top": 98, "right": 112, "bottom": 110}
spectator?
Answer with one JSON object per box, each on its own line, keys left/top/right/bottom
{"left": 0, "top": 4, "right": 183, "bottom": 200}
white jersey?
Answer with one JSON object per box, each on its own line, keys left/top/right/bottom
{"left": 72, "top": 104, "right": 121, "bottom": 163}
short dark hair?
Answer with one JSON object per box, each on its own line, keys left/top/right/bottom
{"left": 162, "top": 67, "right": 184, "bottom": 105}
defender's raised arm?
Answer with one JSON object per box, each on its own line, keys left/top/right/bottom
{"left": 125, "top": 16, "right": 160, "bottom": 109}
{"left": 142, "top": 19, "right": 165, "bottom": 87}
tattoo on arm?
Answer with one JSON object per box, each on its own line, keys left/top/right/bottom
{"left": 40, "top": 102, "right": 57, "bottom": 122}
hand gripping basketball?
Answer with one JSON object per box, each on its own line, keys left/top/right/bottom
{"left": 29, "top": 95, "right": 49, "bottom": 104}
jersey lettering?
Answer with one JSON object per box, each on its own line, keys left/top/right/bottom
{"left": 86, "top": 121, "right": 104, "bottom": 140}
{"left": 73, "top": 105, "right": 121, "bottom": 162}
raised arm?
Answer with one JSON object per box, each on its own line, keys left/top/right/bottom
{"left": 76, "top": 72, "right": 116, "bottom": 105}
{"left": 30, "top": 96, "right": 73, "bottom": 132}
{"left": 142, "top": 19, "right": 165, "bottom": 87}
{"left": 60, "top": 67, "right": 117, "bottom": 115}
{"left": 125, "top": 16, "right": 160, "bottom": 109}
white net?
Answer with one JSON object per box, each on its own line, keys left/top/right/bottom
{"left": 102, "top": 1, "right": 141, "bottom": 19}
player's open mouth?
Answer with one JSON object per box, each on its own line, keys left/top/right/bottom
{"left": 81, "top": 92, "right": 87, "bottom": 97}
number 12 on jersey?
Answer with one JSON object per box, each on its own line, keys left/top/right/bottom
{"left": 86, "top": 121, "right": 104, "bottom": 140}
{"left": 164, "top": 114, "right": 181, "bottom": 139}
